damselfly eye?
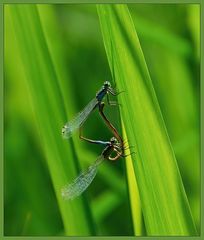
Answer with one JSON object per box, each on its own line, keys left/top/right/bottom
{"left": 104, "top": 81, "right": 111, "bottom": 88}
{"left": 110, "top": 137, "right": 117, "bottom": 144}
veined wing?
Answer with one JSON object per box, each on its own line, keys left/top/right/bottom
{"left": 61, "top": 155, "right": 104, "bottom": 200}
{"left": 62, "top": 98, "right": 98, "bottom": 139}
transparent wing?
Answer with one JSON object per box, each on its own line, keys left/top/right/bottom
{"left": 61, "top": 155, "right": 104, "bottom": 200}
{"left": 62, "top": 98, "right": 98, "bottom": 139}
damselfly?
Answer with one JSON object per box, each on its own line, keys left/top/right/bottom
{"left": 61, "top": 137, "right": 125, "bottom": 200}
{"left": 62, "top": 81, "right": 119, "bottom": 139}
{"left": 61, "top": 102, "right": 134, "bottom": 200}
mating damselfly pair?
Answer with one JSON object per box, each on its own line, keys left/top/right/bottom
{"left": 61, "top": 81, "right": 129, "bottom": 200}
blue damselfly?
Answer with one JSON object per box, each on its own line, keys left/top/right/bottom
{"left": 62, "top": 81, "right": 118, "bottom": 139}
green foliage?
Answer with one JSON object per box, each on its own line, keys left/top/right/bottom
{"left": 4, "top": 3, "right": 199, "bottom": 236}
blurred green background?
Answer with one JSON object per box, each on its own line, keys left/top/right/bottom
{"left": 4, "top": 4, "right": 200, "bottom": 236}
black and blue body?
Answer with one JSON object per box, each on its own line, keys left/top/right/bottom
{"left": 96, "top": 81, "right": 116, "bottom": 103}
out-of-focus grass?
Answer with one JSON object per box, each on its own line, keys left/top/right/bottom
{"left": 5, "top": 4, "right": 132, "bottom": 236}
{"left": 5, "top": 9, "right": 63, "bottom": 235}
{"left": 4, "top": 3, "right": 200, "bottom": 236}
{"left": 187, "top": 4, "right": 200, "bottom": 60}
{"left": 7, "top": 5, "right": 94, "bottom": 235}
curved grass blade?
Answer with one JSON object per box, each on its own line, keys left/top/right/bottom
{"left": 98, "top": 4, "right": 197, "bottom": 235}
{"left": 122, "top": 124, "right": 143, "bottom": 236}
{"left": 8, "top": 4, "right": 94, "bottom": 235}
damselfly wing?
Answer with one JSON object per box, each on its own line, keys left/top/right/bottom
{"left": 62, "top": 98, "right": 97, "bottom": 139}
{"left": 61, "top": 155, "right": 104, "bottom": 200}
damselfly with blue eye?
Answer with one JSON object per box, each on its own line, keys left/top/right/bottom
{"left": 61, "top": 136, "right": 127, "bottom": 200}
{"left": 62, "top": 81, "right": 120, "bottom": 139}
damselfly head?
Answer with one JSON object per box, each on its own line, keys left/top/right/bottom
{"left": 103, "top": 81, "right": 111, "bottom": 89}
{"left": 110, "top": 137, "right": 118, "bottom": 144}
{"left": 104, "top": 81, "right": 117, "bottom": 95}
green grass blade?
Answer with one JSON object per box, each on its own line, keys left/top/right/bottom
{"left": 97, "top": 4, "right": 197, "bottom": 235}
{"left": 8, "top": 5, "right": 94, "bottom": 235}
{"left": 130, "top": 5, "right": 200, "bottom": 229}
{"left": 138, "top": 30, "right": 200, "bottom": 229}
{"left": 122, "top": 125, "right": 143, "bottom": 236}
